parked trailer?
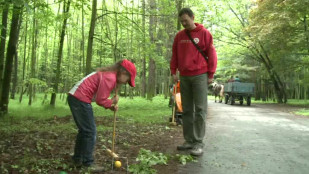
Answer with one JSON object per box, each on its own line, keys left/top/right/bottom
{"left": 224, "top": 82, "right": 255, "bottom": 106}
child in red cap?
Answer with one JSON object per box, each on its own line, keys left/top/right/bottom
{"left": 67, "top": 59, "right": 136, "bottom": 169}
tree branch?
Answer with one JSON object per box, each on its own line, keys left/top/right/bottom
{"left": 97, "top": 9, "right": 174, "bottom": 20}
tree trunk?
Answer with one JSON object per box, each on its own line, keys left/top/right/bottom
{"left": 113, "top": 0, "right": 119, "bottom": 62}
{"left": 0, "top": 2, "right": 10, "bottom": 101}
{"left": 249, "top": 42, "right": 287, "bottom": 103}
{"left": 10, "top": 47, "right": 19, "bottom": 99}
{"left": 147, "top": 0, "right": 157, "bottom": 100}
{"left": 303, "top": 16, "right": 309, "bottom": 54}
{"left": 85, "top": 0, "right": 97, "bottom": 75}
{"left": 65, "top": 29, "right": 72, "bottom": 94}
{"left": 141, "top": 0, "right": 146, "bottom": 98}
{"left": 81, "top": 0, "right": 85, "bottom": 75}
{"left": 260, "top": 55, "right": 286, "bottom": 103}
{"left": 176, "top": 0, "right": 183, "bottom": 30}
{"left": 19, "top": 14, "right": 28, "bottom": 103}
{"left": 50, "top": 0, "right": 71, "bottom": 106}
{"left": 128, "top": 0, "right": 134, "bottom": 99}
{"left": 0, "top": 4, "right": 23, "bottom": 114}
{"left": 10, "top": 16, "right": 22, "bottom": 100}
{"left": 163, "top": 1, "right": 175, "bottom": 99}
{"left": 28, "top": 5, "right": 38, "bottom": 106}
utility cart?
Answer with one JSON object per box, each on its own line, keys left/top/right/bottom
{"left": 224, "top": 82, "right": 255, "bottom": 106}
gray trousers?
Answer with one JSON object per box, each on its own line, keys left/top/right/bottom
{"left": 180, "top": 73, "right": 208, "bottom": 147}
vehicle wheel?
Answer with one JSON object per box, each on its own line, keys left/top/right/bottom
{"left": 247, "top": 97, "right": 251, "bottom": 106}
{"left": 225, "top": 95, "right": 229, "bottom": 104}
{"left": 231, "top": 96, "right": 235, "bottom": 105}
{"left": 239, "top": 96, "right": 243, "bottom": 105}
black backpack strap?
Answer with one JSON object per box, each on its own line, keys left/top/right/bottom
{"left": 185, "top": 30, "right": 208, "bottom": 61}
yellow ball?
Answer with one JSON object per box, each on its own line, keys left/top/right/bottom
{"left": 115, "top": 160, "right": 122, "bottom": 168}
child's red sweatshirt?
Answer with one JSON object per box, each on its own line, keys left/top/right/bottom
{"left": 170, "top": 23, "right": 217, "bottom": 79}
{"left": 69, "top": 72, "right": 116, "bottom": 109}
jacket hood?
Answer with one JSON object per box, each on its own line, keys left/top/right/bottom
{"left": 189, "top": 23, "right": 204, "bottom": 32}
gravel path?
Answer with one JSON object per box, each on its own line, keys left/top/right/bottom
{"left": 177, "top": 101, "right": 309, "bottom": 174}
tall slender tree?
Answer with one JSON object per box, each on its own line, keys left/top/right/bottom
{"left": 50, "top": 0, "right": 71, "bottom": 106}
{"left": 19, "top": 14, "right": 28, "bottom": 103}
{"left": 85, "top": 0, "right": 97, "bottom": 75}
{"left": 81, "top": 0, "right": 85, "bottom": 74}
{"left": 147, "top": 0, "right": 157, "bottom": 100}
{"left": 0, "top": 2, "right": 10, "bottom": 101}
{"left": 28, "top": 3, "right": 38, "bottom": 106}
{"left": 10, "top": 15, "right": 22, "bottom": 100}
{"left": 0, "top": 3, "right": 23, "bottom": 114}
{"left": 141, "top": 0, "right": 147, "bottom": 97}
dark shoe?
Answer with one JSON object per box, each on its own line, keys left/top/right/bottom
{"left": 177, "top": 142, "right": 194, "bottom": 150}
{"left": 190, "top": 146, "right": 203, "bottom": 156}
{"left": 69, "top": 159, "right": 82, "bottom": 168}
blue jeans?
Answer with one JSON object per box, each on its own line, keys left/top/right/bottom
{"left": 68, "top": 95, "right": 96, "bottom": 166}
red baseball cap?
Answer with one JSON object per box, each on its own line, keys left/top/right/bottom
{"left": 120, "top": 59, "right": 136, "bottom": 87}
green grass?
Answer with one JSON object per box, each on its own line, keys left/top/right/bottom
{"left": 208, "top": 94, "right": 309, "bottom": 116}
{"left": 286, "top": 99, "right": 309, "bottom": 106}
{"left": 251, "top": 98, "right": 309, "bottom": 106}
{"left": 5, "top": 94, "right": 172, "bottom": 124}
{"left": 7, "top": 94, "right": 71, "bottom": 119}
{"left": 252, "top": 99, "right": 277, "bottom": 104}
{"left": 295, "top": 109, "right": 309, "bottom": 116}
{"left": 252, "top": 98, "right": 309, "bottom": 116}
{"left": 5, "top": 94, "right": 309, "bottom": 121}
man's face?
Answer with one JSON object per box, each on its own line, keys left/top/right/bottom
{"left": 179, "top": 14, "right": 194, "bottom": 30}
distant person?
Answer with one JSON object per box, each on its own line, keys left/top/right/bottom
{"left": 170, "top": 8, "right": 217, "bottom": 156}
{"left": 234, "top": 76, "right": 240, "bottom": 82}
{"left": 67, "top": 59, "right": 136, "bottom": 171}
{"left": 227, "top": 76, "right": 234, "bottom": 82}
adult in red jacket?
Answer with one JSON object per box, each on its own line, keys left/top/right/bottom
{"left": 170, "top": 8, "right": 217, "bottom": 156}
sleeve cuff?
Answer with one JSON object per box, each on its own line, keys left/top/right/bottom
{"left": 208, "top": 72, "right": 214, "bottom": 79}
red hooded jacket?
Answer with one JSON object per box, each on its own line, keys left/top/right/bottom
{"left": 170, "top": 23, "right": 217, "bottom": 79}
{"left": 68, "top": 72, "right": 116, "bottom": 108}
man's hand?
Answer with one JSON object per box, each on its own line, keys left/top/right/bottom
{"left": 172, "top": 74, "right": 178, "bottom": 83}
{"left": 111, "top": 95, "right": 119, "bottom": 104}
{"left": 110, "top": 105, "right": 118, "bottom": 111}
{"left": 208, "top": 78, "right": 214, "bottom": 84}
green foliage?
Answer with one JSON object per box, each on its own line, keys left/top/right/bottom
{"left": 128, "top": 149, "right": 198, "bottom": 174}
{"left": 199, "top": 0, "right": 258, "bottom": 82}
{"left": 251, "top": 99, "right": 309, "bottom": 116}
{"left": 109, "top": 96, "right": 171, "bottom": 124}
{"left": 128, "top": 148, "right": 168, "bottom": 174}
{"left": 28, "top": 78, "right": 47, "bottom": 87}
{"left": 252, "top": 98, "right": 309, "bottom": 105}
{"left": 249, "top": 0, "right": 309, "bottom": 52}
{"left": 286, "top": 99, "right": 309, "bottom": 106}
{"left": 9, "top": 156, "right": 72, "bottom": 174}
{"left": 6, "top": 94, "right": 171, "bottom": 123}
{"left": 175, "top": 154, "right": 197, "bottom": 165}
{"left": 295, "top": 109, "right": 309, "bottom": 116}
{"left": 136, "top": 148, "right": 168, "bottom": 166}
{"left": 248, "top": 0, "right": 309, "bottom": 84}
